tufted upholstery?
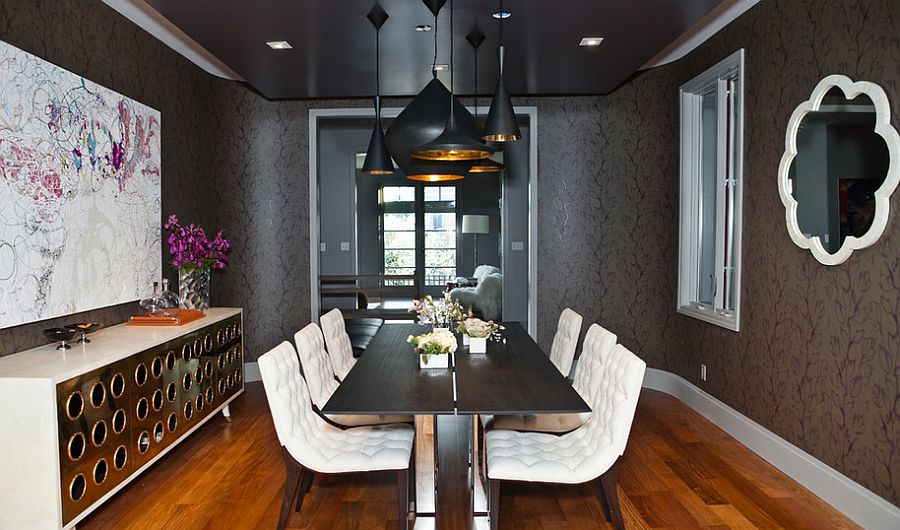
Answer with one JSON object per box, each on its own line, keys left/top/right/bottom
{"left": 485, "top": 330, "right": 645, "bottom": 484}
{"left": 571, "top": 323, "right": 617, "bottom": 402}
{"left": 481, "top": 323, "right": 615, "bottom": 435}
{"left": 295, "top": 322, "right": 413, "bottom": 427}
{"left": 257, "top": 341, "right": 414, "bottom": 474}
{"left": 549, "top": 308, "right": 584, "bottom": 377}
{"left": 320, "top": 309, "right": 356, "bottom": 380}
{"left": 294, "top": 323, "right": 340, "bottom": 409}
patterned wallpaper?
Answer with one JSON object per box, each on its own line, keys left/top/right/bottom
{"left": 1, "top": 0, "right": 897, "bottom": 508}
{"left": 529, "top": 0, "right": 900, "bottom": 505}
{"left": 0, "top": 0, "right": 219, "bottom": 355}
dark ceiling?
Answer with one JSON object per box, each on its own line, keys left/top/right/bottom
{"left": 145, "top": 0, "right": 725, "bottom": 100}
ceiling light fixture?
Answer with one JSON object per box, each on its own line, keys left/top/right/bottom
{"left": 415, "top": 24, "right": 433, "bottom": 32}
{"left": 467, "top": 28, "right": 504, "bottom": 174}
{"left": 265, "top": 41, "right": 292, "bottom": 50}
{"left": 491, "top": 11, "right": 511, "bottom": 19}
{"left": 361, "top": 4, "right": 395, "bottom": 175}
{"left": 412, "top": 0, "right": 495, "bottom": 162}
{"left": 384, "top": 0, "right": 482, "bottom": 181}
{"left": 482, "top": 0, "right": 521, "bottom": 143}
{"left": 579, "top": 37, "right": 604, "bottom": 47}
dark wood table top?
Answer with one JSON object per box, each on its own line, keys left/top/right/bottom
{"left": 455, "top": 323, "right": 590, "bottom": 414}
{"left": 322, "top": 323, "right": 456, "bottom": 415}
{"left": 322, "top": 322, "right": 590, "bottom": 416}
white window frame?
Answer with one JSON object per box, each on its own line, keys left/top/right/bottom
{"left": 677, "top": 49, "right": 745, "bottom": 332}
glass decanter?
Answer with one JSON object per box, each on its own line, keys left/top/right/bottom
{"left": 158, "top": 278, "right": 182, "bottom": 314}
{"left": 139, "top": 281, "right": 165, "bottom": 314}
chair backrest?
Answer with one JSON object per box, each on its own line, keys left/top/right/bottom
{"left": 574, "top": 330, "right": 646, "bottom": 458}
{"left": 473, "top": 265, "right": 501, "bottom": 281}
{"left": 320, "top": 308, "right": 355, "bottom": 381}
{"left": 294, "top": 323, "right": 340, "bottom": 409}
{"left": 257, "top": 341, "right": 343, "bottom": 469}
{"left": 571, "top": 323, "right": 616, "bottom": 400}
{"left": 549, "top": 308, "right": 583, "bottom": 377}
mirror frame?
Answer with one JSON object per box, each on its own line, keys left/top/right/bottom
{"left": 778, "top": 74, "right": 900, "bottom": 265}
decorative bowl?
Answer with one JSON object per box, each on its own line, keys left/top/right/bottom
{"left": 66, "top": 322, "right": 102, "bottom": 343}
{"left": 43, "top": 328, "right": 78, "bottom": 350}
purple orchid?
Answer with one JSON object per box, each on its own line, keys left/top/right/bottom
{"left": 164, "top": 214, "right": 231, "bottom": 272}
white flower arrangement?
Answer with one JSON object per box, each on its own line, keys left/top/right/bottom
{"left": 457, "top": 317, "right": 503, "bottom": 340}
{"left": 409, "top": 290, "right": 466, "bottom": 327}
{"left": 407, "top": 330, "right": 458, "bottom": 364}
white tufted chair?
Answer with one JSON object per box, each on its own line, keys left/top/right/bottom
{"left": 294, "top": 323, "right": 413, "bottom": 428}
{"left": 549, "top": 308, "right": 584, "bottom": 377}
{"left": 320, "top": 308, "right": 356, "bottom": 381}
{"left": 482, "top": 323, "right": 616, "bottom": 435}
{"left": 484, "top": 326, "right": 646, "bottom": 530}
{"left": 258, "top": 341, "right": 415, "bottom": 530}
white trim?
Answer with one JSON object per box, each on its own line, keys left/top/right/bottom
{"left": 643, "top": 368, "right": 900, "bottom": 530}
{"left": 308, "top": 107, "right": 539, "bottom": 339}
{"left": 100, "top": 0, "right": 242, "bottom": 80}
{"left": 244, "top": 361, "right": 261, "bottom": 383}
{"left": 642, "top": 0, "right": 762, "bottom": 69}
{"left": 677, "top": 49, "right": 744, "bottom": 332}
{"left": 777, "top": 74, "right": 900, "bottom": 266}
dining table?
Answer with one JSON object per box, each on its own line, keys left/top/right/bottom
{"left": 322, "top": 322, "right": 590, "bottom": 529}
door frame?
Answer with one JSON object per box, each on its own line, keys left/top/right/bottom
{"left": 308, "top": 106, "right": 539, "bottom": 338}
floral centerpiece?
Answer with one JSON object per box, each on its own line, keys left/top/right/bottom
{"left": 409, "top": 290, "right": 465, "bottom": 331}
{"left": 407, "top": 330, "right": 458, "bottom": 369}
{"left": 456, "top": 317, "right": 504, "bottom": 353}
{"left": 164, "top": 215, "right": 231, "bottom": 311}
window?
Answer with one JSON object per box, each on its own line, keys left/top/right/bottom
{"left": 424, "top": 187, "right": 456, "bottom": 285}
{"left": 678, "top": 49, "right": 744, "bottom": 331}
{"left": 382, "top": 186, "right": 416, "bottom": 278}
{"left": 380, "top": 185, "right": 458, "bottom": 288}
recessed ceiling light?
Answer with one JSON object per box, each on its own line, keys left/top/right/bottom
{"left": 579, "top": 37, "right": 604, "bottom": 47}
{"left": 415, "top": 24, "right": 433, "bottom": 32}
{"left": 433, "top": 64, "right": 450, "bottom": 71}
{"left": 266, "top": 41, "right": 292, "bottom": 50}
{"left": 492, "top": 11, "right": 511, "bottom": 19}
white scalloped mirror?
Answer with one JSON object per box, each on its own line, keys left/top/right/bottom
{"left": 778, "top": 75, "right": 900, "bottom": 265}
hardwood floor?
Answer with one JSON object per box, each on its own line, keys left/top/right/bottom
{"left": 80, "top": 383, "right": 858, "bottom": 530}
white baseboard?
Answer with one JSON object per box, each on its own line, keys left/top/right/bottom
{"left": 244, "top": 361, "right": 261, "bottom": 383}
{"left": 643, "top": 368, "right": 900, "bottom": 530}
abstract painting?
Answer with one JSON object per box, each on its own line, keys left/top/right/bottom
{"left": 0, "top": 40, "right": 161, "bottom": 329}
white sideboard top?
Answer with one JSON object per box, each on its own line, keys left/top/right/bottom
{"left": 0, "top": 307, "right": 242, "bottom": 383}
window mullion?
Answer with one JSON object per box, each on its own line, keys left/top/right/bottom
{"left": 713, "top": 78, "right": 729, "bottom": 312}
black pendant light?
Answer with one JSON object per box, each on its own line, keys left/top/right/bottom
{"left": 467, "top": 27, "right": 504, "bottom": 174}
{"left": 362, "top": 4, "right": 395, "bottom": 175}
{"left": 384, "top": 0, "right": 482, "bottom": 181}
{"left": 482, "top": 0, "right": 521, "bottom": 143}
{"left": 412, "top": 0, "right": 495, "bottom": 162}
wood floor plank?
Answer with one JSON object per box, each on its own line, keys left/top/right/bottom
{"left": 78, "top": 385, "right": 860, "bottom": 530}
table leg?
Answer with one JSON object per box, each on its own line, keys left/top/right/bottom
{"left": 434, "top": 415, "right": 474, "bottom": 530}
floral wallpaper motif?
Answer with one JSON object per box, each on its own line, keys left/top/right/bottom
{"left": 530, "top": 0, "right": 900, "bottom": 505}
{"left": 0, "top": 0, "right": 897, "bottom": 508}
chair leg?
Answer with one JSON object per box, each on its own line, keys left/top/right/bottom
{"left": 397, "top": 467, "right": 409, "bottom": 530}
{"left": 488, "top": 479, "right": 500, "bottom": 530}
{"left": 408, "top": 452, "right": 416, "bottom": 510}
{"left": 599, "top": 460, "right": 624, "bottom": 530}
{"left": 594, "top": 479, "right": 611, "bottom": 521}
{"left": 278, "top": 449, "right": 303, "bottom": 530}
{"left": 296, "top": 469, "right": 314, "bottom": 512}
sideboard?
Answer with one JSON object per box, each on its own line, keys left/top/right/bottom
{"left": 0, "top": 307, "right": 244, "bottom": 529}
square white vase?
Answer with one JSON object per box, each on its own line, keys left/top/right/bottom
{"left": 433, "top": 327, "right": 450, "bottom": 334}
{"left": 469, "top": 337, "right": 487, "bottom": 353}
{"left": 462, "top": 334, "right": 470, "bottom": 346}
{"left": 419, "top": 353, "right": 449, "bottom": 369}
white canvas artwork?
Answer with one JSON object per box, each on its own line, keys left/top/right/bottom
{"left": 0, "top": 40, "right": 161, "bottom": 329}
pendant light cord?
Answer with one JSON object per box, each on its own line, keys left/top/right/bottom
{"left": 375, "top": 23, "right": 380, "bottom": 103}
{"left": 432, "top": 12, "right": 438, "bottom": 78}
{"left": 499, "top": 0, "right": 504, "bottom": 45}
{"left": 449, "top": 0, "right": 454, "bottom": 113}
